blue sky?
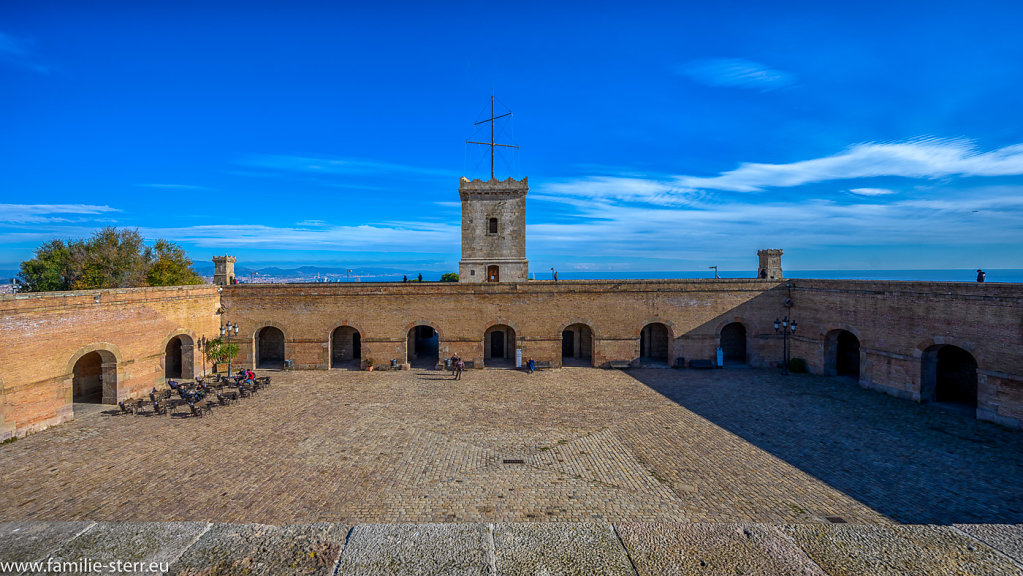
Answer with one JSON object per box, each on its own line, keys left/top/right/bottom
{"left": 2, "top": 1, "right": 1023, "bottom": 274}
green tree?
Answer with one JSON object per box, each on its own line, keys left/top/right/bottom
{"left": 17, "top": 227, "right": 205, "bottom": 292}
{"left": 147, "top": 239, "right": 203, "bottom": 286}
{"left": 440, "top": 272, "right": 458, "bottom": 282}
{"left": 203, "top": 337, "right": 238, "bottom": 370}
{"left": 17, "top": 240, "right": 75, "bottom": 292}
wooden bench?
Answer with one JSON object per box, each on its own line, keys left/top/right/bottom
{"left": 689, "top": 359, "right": 716, "bottom": 369}
{"left": 608, "top": 360, "right": 631, "bottom": 369}
{"left": 533, "top": 360, "right": 552, "bottom": 370}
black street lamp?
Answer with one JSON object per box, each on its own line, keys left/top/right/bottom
{"left": 774, "top": 316, "right": 798, "bottom": 375}
{"left": 197, "top": 335, "right": 209, "bottom": 379}
{"left": 220, "top": 321, "right": 239, "bottom": 377}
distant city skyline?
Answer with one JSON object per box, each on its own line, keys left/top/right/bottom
{"left": 2, "top": 1, "right": 1023, "bottom": 272}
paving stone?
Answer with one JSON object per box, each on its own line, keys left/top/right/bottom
{"left": 615, "top": 522, "right": 826, "bottom": 575}
{"left": 335, "top": 523, "right": 490, "bottom": 575}
{"left": 168, "top": 522, "right": 347, "bottom": 576}
{"left": 0, "top": 368, "right": 1020, "bottom": 525}
{"left": 954, "top": 524, "right": 1023, "bottom": 567}
{"left": 19, "top": 522, "right": 206, "bottom": 576}
{"left": 493, "top": 522, "right": 634, "bottom": 576}
{"left": 785, "top": 524, "right": 1022, "bottom": 576}
{"left": 0, "top": 522, "right": 93, "bottom": 575}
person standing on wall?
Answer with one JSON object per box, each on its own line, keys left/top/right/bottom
{"left": 977, "top": 269, "right": 986, "bottom": 282}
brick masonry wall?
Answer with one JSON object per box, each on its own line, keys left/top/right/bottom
{"left": 0, "top": 285, "right": 220, "bottom": 439}
{"left": 787, "top": 280, "right": 1023, "bottom": 428}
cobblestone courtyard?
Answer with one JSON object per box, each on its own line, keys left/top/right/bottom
{"left": 1, "top": 368, "right": 1020, "bottom": 525}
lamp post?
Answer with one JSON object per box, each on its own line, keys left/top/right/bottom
{"left": 774, "top": 316, "right": 797, "bottom": 375}
{"left": 220, "top": 321, "right": 239, "bottom": 377}
{"left": 197, "top": 335, "right": 209, "bottom": 378}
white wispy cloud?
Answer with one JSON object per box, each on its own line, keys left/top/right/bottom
{"left": 679, "top": 58, "right": 794, "bottom": 91}
{"left": 237, "top": 154, "right": 459, "bottom": 179}
{"left": 849, "top": 188, "right": 896, "bottom": 196}
{"left": 677, "top": 138, "right": 1023, "bottom": 192}
{"left": 137, "top": 222, "right": 459, "bottom": 251}
{"left": 138, "top": 183, "right": 210, "bottom": 191}
{"left": 0, "top": 31, "right": 51, "bottom": 74}
{"left": 0, "top": 204, "right": 119, "bottom": 223}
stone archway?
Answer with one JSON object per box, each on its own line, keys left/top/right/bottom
{"left": 824, "top": 329, "right": 860, "bottom": 379}
{"left": 407, "top": 325, "right": 439, "bottom": 368}
{"left": 561, "top": 323, "right": 594, "bottom": 366}
{"left": 921, "top": 344, "right": 978, "bottom": 407}
{"left": 720, "top": 322, "right": 748, "bottom": 365}
{"left": 640, "top": 323, "right": 669, "bottom": 364}
{"left": 163, "top": 334, "right": 195, "bottom": 380}
{"left": 256, "top": 326, "right": 286, "bottom": 369}
{"left": 331, "top": 326, "right": 362, "bottom": 369}
{"left": 484, "top": 324, "right": 517, "bottom": 367}
{"left": 71, "top": 349, "right": 118, "bottom": 404}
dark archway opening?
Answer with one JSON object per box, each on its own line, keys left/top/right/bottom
{"left": 562, "top": 323, "right": 594, "bottom": 366}
{"left": 720, "top": 322, "right": 747, "bottom": 365}
{"left": 640, "top": 323, "right": 669, "bottom": 364}
{"left": 484, "top": 324, "right": 517, "bottom": 367}
{"left": 165, "top": 337, "right": 183, "bottom": 378}
{"left": 407, "top": 325, "right": 439, "bottom": 368}
{"left": 921, "top": 344, "right": 978, "bottom": 408}
{"left": 331, "top": 326, "right": 362, "bottom": 369}
{"left": 256, "top": 326, "right": 286, "bottom": 369}
{"left": 73, "top": 351, "right": 104, "bottom": 403}
{"left": 836, "top": 331, "right": 860, "bottom": 378}
{"left": 487, "top": 265, "right": 500, "bottom": 283}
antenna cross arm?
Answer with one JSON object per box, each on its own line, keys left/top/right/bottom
{"left": 474, "top": 112, "right": 512, "bottom": 125}
{"left": 466, "top": 141, "right": 519, "bottom": 148}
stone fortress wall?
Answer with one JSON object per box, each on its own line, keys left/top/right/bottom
{"left": 2, "top": 276, "right": 1021, "bottom": 439}
{"left": 0, "top": 285, "right": 220, "bottom": 440}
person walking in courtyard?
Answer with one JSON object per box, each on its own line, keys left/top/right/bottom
{"left": 455, "top": 357, "right": 464, "bottom": 380}
{"left": 527, "top": 358, "right": 535, "bottom": 374}
{"left": 450, "top": 353, "right": 460, "bottom": 377}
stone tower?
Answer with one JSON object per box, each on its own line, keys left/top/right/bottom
{"left": 458, "top": 177, "right": 529, "bottom": 283}
{"left": 757, "top": 249, "right": 783, "bottom": 280}
{"left": 212, "top": 256, "right": 237, "bottom": 286}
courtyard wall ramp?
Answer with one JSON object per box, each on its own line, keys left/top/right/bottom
{"left": 0, "top": 521, "right": 1021, "bottom": 575}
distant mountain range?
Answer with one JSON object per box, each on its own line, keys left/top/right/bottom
{"left": 191, "top": 262, "right": 449, "bottom": 280}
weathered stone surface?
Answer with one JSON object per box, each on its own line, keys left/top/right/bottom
{"left": 335, "top": 523, "right": 489, "bottom": 575}
{"left": 954, "top": 524, "right": 1023, "bottom": 566}
{"left": 493, "top": 522, "right": 634, "bottom": 576}
{"left": 616, "top": 522, "right": 826, "bottom": 575}
{"left": 21, "top": 522, "right": 206, "bottom": 576}
{"left": 785, "top": 524, "right": 1022, "bottom": 576}
{"left": 0, "top": 522, "right": 92, "bottom": 574}
{"left": 168, "top": 522, "right": 347, "bottom": 576}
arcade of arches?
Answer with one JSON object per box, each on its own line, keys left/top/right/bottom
{"left": 407, "top": 325, "right": 439, "bottom": 368}
{"left": 484, "top": 324, "right": 516, "bottom": 366}
{"left": 331, "top": 326, "right": 361, "bottom": 368}
{"left": 921, "top": 344, "right": 978, "bottom": 407}
{"left": 720, "top": 322, "right": 747, "bottom": 365}
{"left": 639, "top": 323, "right": 669, "bottom": 364}
{"left": 71, "top": 350, "right": 117, "bottom": 404}
{"left": 561, "top": 323, "right": 594, "bottom": 366}
{"left": 256, "top": 326, "right": 286, "bottom": 369}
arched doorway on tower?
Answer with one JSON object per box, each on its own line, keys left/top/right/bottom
{"left": 164, "top": 334, "right": 194, "bottom": 379}
{"left": 561, "top": 323, "right": 594, "bottom": 366}
{"left": 331, "top": 326, "right": 361, "bottom": 369}
{"left": 824, "top": 330, "right": 860, "bottom": 379}
{"left": 640, "top": 323, "right": 669, "bottom": 365}
{"left": 720, "top": 322, "right": 748, "bottom": 365}
{"left": 72, "top": 350, "right": 117, "bottom": 404}
{"left": 407, "top": 325, "right": 439, "bottom": 368}
{"left": 487, "top": 265, "right": 500, "bottom": 282}
{"left": 921, "top": 344, "right": 978, "bottom": 408}
{"left": 256, "top": 326, "right": 286, "bottom": 369}
{"left": 484, "top": 324, "right": 516, "bottom": 367}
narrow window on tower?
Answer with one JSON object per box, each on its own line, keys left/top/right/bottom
{"left": 488, "top": 217, "right": 498, "bottom": 235}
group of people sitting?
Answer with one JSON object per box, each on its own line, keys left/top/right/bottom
{"left": 234, "top": 369, "right": 256, "bottom": 385}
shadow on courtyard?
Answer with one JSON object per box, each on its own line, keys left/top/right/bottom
{"left": 627, "top": 368, "right": 1023, "bottom": 525}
